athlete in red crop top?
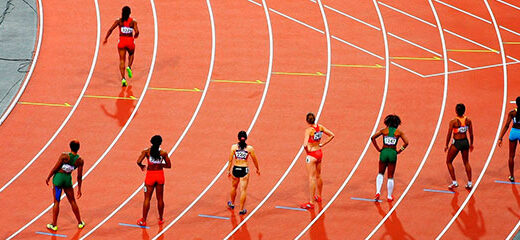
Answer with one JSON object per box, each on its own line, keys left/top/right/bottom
{"left": 300, "top": 112, "right": 334, "bottom": 209}
{"left": 445, "top": 104, "right": 474, "bottom": 190}
{"left": 103, "top": 6, "right": 140, "bottom": 86}
{"left": 136, "top": 135, "right": 171, "bottom": 226}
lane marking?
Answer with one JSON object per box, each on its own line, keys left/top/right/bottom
{"left": 497, "top": 0, "right": 520, "bottom": 11}
{"left": 495, "top": 180, "right": 520, "bottom": 185}
{"left": 35, "top": 232, "right": 67, "bottom": 237}
{"left": 447, "top": 49, "right": 499, "bottom": 53}
{"left": 149, "top": 87, "right": 202, "bottom": 92}
{"left": 211, "top": 79, "right": 264, "bottom": 84}
{"left": 504, "top": 42, "right": 520, "bottom": 45}
{"left": 391, "top": 56, "right": 442, "bottom": 61}
{"left": 272, "top": 71, "right": 325, "bottom": 76}
{"left": 351, "top": 197, "right": 383, "bottom": 203}
{"left": 84, "top": 95, "right": 137, "bottom": 100}
{"left": 118, "top": 223, "right": 149, "bottom": 229}
{"left": 18, "top": 101, "right": 71, "bottom": 107}
{"left": 424, "top": 60, "right": 520, "bottom": 78}
{"left": 275, "top": 206, "right": 308, "bottom": 212}
{"left": 0, "top": 0, "right": 44, "bottom": 125}
{"left": 198, "top": 214, "right": 230, "bottom": 220}
{"left": 507, "top": 221, "right": 520, "bottom": 240}
{"left": 423, "top": 188, "right": 455, "bottom": 194}
{"left": 332, "top": 64, "right": 384, "bottom": 68}
{"left": 510, "top": 101, "right": 516, "bottom": 104}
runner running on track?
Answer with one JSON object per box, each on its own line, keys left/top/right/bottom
{"left": 445, "top": 103, "right": 474, "bottom": 190}
{"left": 227, "top": 131, "right": 260, "bottom": 215}
{"left": 136, "top": 135, "right": 171, "bottom": 226}
{"left": 103, "top": 6, "right": 139, "bottom": 87}
{"left": 498, "top": 96, "right": 520, "bottom": 182}
{"left": 45, "top": 140, "right": 85, "bottom": 231}
{"left": 371, "top": 114, "right": 409, "bottom": 202}
{"left": 300, "top": 112, "right": 334, "bottom": 209}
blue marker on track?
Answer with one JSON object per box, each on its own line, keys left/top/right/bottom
{"left": 275, "top": 206, "right": 307, "bottom": 212}
{"left": 495, "top": 180, "right": 520, "bottom": 185}
{"left": 351, "top": 197, "right": 382, "bottom": 203}
{"left": 423, "top": 188, "right": 455, "bottom": 194}
{"left": 119, "top": 223, "right": 150, "bottom": 229}
{"left": 198, "top": 214, "right": 229, "bottom": 220}
{"left": 35, "top": 232, "right": 67, "bottom": 237}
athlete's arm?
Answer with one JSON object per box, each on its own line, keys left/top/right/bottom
{"left": 133, "top": 20, "right": 139, "bottom": 38}
{"left": 302, "top": 128, "right": 311, "bottom": 151}
{"left": 498, "top": 111, "right": 513, "bottom": 147}
{"left": 76, "top": 158, "right": 83, "bottom": 198}
{"left": 46, "top": 154, "right": 65, "bottom": 185}
{"left": 136, "top": 150, "right": 146, "bottom": 171}
{"left": 319, "top": 125, "right": 335, "bottom": 147}
{"left": 249, "top": 146, "right": 260, "bottom": 175}
{"left": 162, "top": 151, "right": 172, "bottom": 169}
{"left": 397, "top": 130, "right": 409, "bottom": 154}
{"left": 445, "top": 120, "right": 454, "bottom": 152}
{"left": 467, "top": 118, "right": 474, "bottom": 151}
{"left": 103, "top": 20, "right": 119, "bottom": 44}
{"left": 227, "top": 146, "right": 235, "bottom": 177}
{"left": 370, "top": 129, "right": 383, "bottom": 152}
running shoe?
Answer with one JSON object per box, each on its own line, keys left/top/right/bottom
{"left": 158, "top": 218, "right": 164, "bottom": 225}
{"left": 78, "top": 221, "right": 85, "bottom": 229}
{"left": 314, "top": 195, "right": 322, "bottom": 202}
{"left": 509, "top": 176, "right": 515, "bottom": 182}
{"left": 374, "top": 193, "right": 380, "bottom": 201}
{"left": 227, "top": 201, "right": 235, "bottom": 210}
{"left": 300, "top": 202, "right": 314, "bottom": 210}
{"left": 137, "top": 218, "right": 146, "bottom": 226}
{"left": 126, "top": 67, "right": 133, "bottom": 78}
{"left": 387, "top": 196, "right": 394, "bottom": 202}
{"left": 239, "top": 209, "right": 247, "bottom": 215}
{"left": 46, "top": 224, "right": 58, "bottom": 231}
{"left": 465, "top": 182, "right": 473, "bottom": 190}
{"left": 122, "top": 78, "right": 127, "bottom": 87}
{"left": 448, "top": 182, "right": 459, "bottom": 190}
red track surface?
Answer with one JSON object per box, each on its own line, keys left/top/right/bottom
{"left": 2, "top": 0, "right": 519, "bottom": 239}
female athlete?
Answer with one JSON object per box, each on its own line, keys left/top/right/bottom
{"left": 45, "top": 140, "right": 85, "bottom": 231}
{"left": 227, "top": 131, "right": 260, "bottom": 215}
{"left": 445, "top": 103, "right": 474, "bottom": 189}
{"left": 136, "top": 135, "right": 171, "bottom": 226}
{"left": 103, "top": 6, "right": 139, "bottom": 86}
{"left": 300, "top": 112, "right": 334, "bottom": 209}
{"left": 498, "top": 96, "right": 520, "bottom": 182}
{"left": 371, "top": 114, "right": 409, "bottom": 202}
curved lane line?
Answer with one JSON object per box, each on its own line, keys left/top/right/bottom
{"left": 507, "top": 221, "right": 520, "bottom": 240}
{"left": 436, "top": 0, "right": 508, "bottom": 238}
{"left": 365, "top": 0, "right": 449, "bottom": 238}
{"left": 6, "top": 0, "right": 158, "bottom": 237}
{"left": 0, "top": 0, "right": 43, "bottom": 125}
{"left": 295, "top": 0, "right": 391, "bottom": 238}
{"left": 224, "top": 0, "right": 332, "bottom": 238}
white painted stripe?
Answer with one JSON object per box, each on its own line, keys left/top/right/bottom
{"left": 7, "top": 0, "right": 159, "bottom": 237}
{"left": 435, "top": 0, "right": 491, "bottom": 24}
{"left": 366, "top": 0, "right": 450, "bottom": 237}
{"left": 225, "top": 0, "right": 332, "bottom": 238}
{"left": 506, "top": 221, "right": 520, "bottom": 240}
{"left": 390, "top": 62, "right": 426, "bottom": 78}
{"left": 424, "top": 60, "right": 520, "bottom": 77}
{"left": 0, "top": 0, "right": 44, "bottom": 125}
{"left": 379, "top": 1, "right": 437, "bottom": 27}
{"left": 497, "top": 0, "right": 520, "bottom": 11}
{"left": 309, "top": 0, "right": 380, "bottom": 30}
{"left": 295, "top": 0, "right": 391, "bottom": 238}
{"left": 436, "top": 0, "right": 508, "bottom": 238}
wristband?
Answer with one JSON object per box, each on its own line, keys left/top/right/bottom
{"left": 400, "top": 146, "right": 405, "bottom": 151}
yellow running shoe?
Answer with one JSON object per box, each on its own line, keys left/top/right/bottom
{"left": 78, "top": 221, "right": 85, "bottom": 229}
{"left": 126, "top": 67, "right": 133, "bottom": 78}
{"left": 46, "top": 224, "right": 58, "bottom": 231}
{"left": 122, "top": 78, "right": 127, "bottom": 87}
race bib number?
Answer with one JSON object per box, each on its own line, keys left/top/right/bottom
{"left": 149, "top": 156, "right": 163, "bottom": 164}
{"left": 384, "top": 136, "right": 397, "bottom": 145}
{"left": 235, "top": 150, "right": 248, "bottom": 160}
{"left": 313, "top": 131, "right": 323, "bottom": 141}
{"left": 457, "top": 126, "right": 468, "bottom": 133}
{"left": 61, "top": 164, "right": 75, "bottom": 173}
{"left": 121, "top": 26, "right": 133, "bottom": 34}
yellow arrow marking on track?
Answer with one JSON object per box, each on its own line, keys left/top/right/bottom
{"left": 149, "top": 87, "right": 202, "bottom": 92}
{"left": 84, "top": 95, "right": 137, "bottom": 100}
{"left": 272, "top": 71, "right": 325, "bottom": 76}
{"left": 504, "top": 42, "right": 520, "bottom": 45}
{"left": 18, "top": 101, "right": 72, "bottom": 107}
{"left": 391, "top": 56, "right": 442, "bottom": 61}
{"left": 447, "top": 49, "right": 499, "bottom": 53}
{"left": 332, "top": 64, "right": 384, "bottom": 68}
{"left": 212, "top": 79, "right": 264, "bottom": 84}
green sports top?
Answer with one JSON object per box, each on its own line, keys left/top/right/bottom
{"left": 383, "top": 127, "right": 398, "bottom": 146}
{"left": 60, "top": 153, "right": 79, "bottom": 174}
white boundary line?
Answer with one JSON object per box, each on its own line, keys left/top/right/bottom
{"left": 151, "top": 0, "right": 274, "bottom": 238}
{"left": 224, "top": 0, "right": 332, "bottom": 238}
{"left": 295, "top": 0, "right": 391, "bottom": 238}
{"left": 436, "top": 0, "right": 508, "bottom": 238}
{"left": 497, "top": 0, "right": 520, "bottom": 11}
{"left": 0, "top": 0, "right": 44, "bottom": 125}
{"left": 506, "top": 221, "right": 520, "bottom": 240}
{"left": 424, "top": 60, "right": 520, "bottom": 77}
{"left": 0, "top": 0, "right": 101, "bottom": 193}
{"left": 6, "top": 0, "right": 159, "bottom": 237}
{"left": 366, "top": 0, "right": 449, "bottom": 237}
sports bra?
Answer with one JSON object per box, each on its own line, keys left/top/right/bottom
{"left": 119, "top": 17, "right": 134, "bottom": 36}
{"left": 308, "top": 125, "right": 323, "bottom": 143}
{"left": 383, "top": 127, "right": 398, "bottom": 146}
{"left": 61, "top": 153, "right": 79, "bottom": 173}
{"left": 234, "top": 148, "right": 249, "bottom": 160}
{"left": 453, "top": 116, "right": 468, "bottom": 134}
{"left": 147, "top": 150, "right": 165, "bottom": 165}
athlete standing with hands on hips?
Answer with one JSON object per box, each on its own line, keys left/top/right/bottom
{"left": 301, "top": 113, "right": 334, "bottom": 209}
{"left": 371, "top": 114, "right": 409, "bottom": 202}
{"left": 498, "top": 96, "right": 520, "bottom": 182}
{"left": 103, "top": 6, "right": 139, "bottom": 87}
{"left": 227, "top": 131, "right": 260, "bottom": 215}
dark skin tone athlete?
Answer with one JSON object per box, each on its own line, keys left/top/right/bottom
{"left": 103, "top": 17, "right": 140, "bottom": 80}
{"left": 445, "top": 112, "right": 474, "bottom": 185}
{"left": 371, "top": 127, "right": 409, "bottom": 179}
{"left": 498, "top": 108, "right": 520, "bottom": 180}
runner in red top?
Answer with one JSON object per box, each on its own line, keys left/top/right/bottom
{"left": 103, "top": 6, "right": 140, "bottom": 87}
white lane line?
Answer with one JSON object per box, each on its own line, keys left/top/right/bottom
{"left": 436, "top": 0, "right": 508, "bottom": 238}
{"left": 225, "top": 0, "right": 332, "bottom": 238}
{"left": 379, "top": 1, "right": 437, "bottom": 27}
{"left": 366, "top": 0, "right": 449, "bottom": 237}
{"left": 506, "top": 221, "right": 520, "bottom": 240}
{"left": 424, "top": 60, "right": 520, "bottom": 77}
{"left": 0, "top": 0, "right": 100, "bottom": 193}
{"left": 0, "top": 0, "right": 44, "bottom": 125}
{"left": 150, "top": 0, "right": 274, "bottom": 238}
{"left": 81, "top": 0, "right": 215, "bottom": 238}
{"left": 497, "top": 0, "right": 520, "bottom": 11}
{"left": 309, "top": 0, "right": 380, "bottom": 30}
{"left": 295, "top": 0, "right": 391, "bottom": 238}
{"left": 6, "top": 0, "right": 158, "bottom": 237}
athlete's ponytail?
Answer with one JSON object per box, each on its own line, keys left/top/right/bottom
{"left": 150, "top": 135, "right": 162, "bottom": 159}
{"left": 306, "top": 112, "right": 316, "bottom": 124}
{"left": 237, "top": 131, "right": 247, "bottom": 150}
{"left": 122, "top": 6, "right": 131, "bottom": 22}
{"left": 516, "top": 96, "right": 520, "bottom": 121}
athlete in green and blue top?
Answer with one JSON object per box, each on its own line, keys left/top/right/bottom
{"left": 371, "top": 115, "right": 409, "bottom": 202}
{"left": 45, "top": 140, "right": 85, "bottom": 231}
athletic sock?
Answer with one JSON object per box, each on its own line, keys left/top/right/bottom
{"left": 452, "top": 180, "right": 458, "bottom": 185}
{"left": 387, "top": 178, "right": 394, "bottom": 198}
{"left": 376, "top": 174, "right": 384, "bottom": 194}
